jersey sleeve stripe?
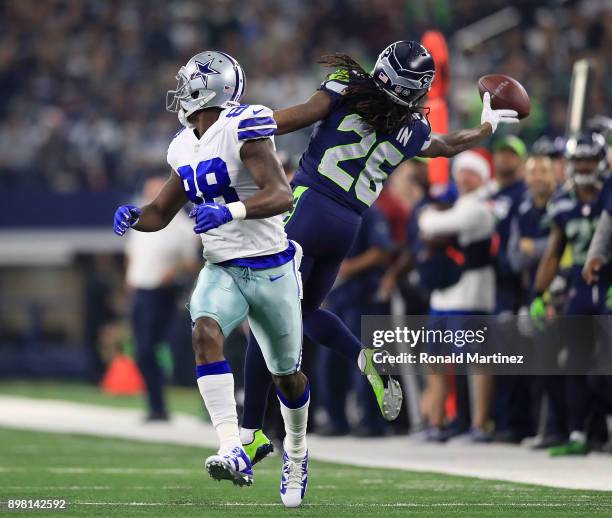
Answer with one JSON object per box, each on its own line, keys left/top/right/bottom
{"left": 237, "top": 128, "right": 276, "bottom": 140}
{"left": 238, "top": 116, "right": 276, "bottom": 129}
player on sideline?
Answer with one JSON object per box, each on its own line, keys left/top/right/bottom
{"left": 113, "top": 51, "right": 309, "bottom": 508}
{"left": 531, "top": 131, "right": 611, "bottom": 455}
{"left": 240, "top": 40, "right": 520, "bottom": 463}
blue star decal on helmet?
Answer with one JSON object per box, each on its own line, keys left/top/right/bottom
{"left": 190, "top": 58, "right": 221, "bottom": 85}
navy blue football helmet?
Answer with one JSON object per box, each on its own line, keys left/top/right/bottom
{"left": 532, "top": 136, "right": 566, "bottom": 158}
{"left": 565, "top": 131, "right": 608, "bottom": 185}
{"left": 372, "top": 41, "right": 435, "bottom": 107}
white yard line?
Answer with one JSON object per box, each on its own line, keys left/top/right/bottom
{"left": 67, "top": 502, "right": 612, "bottom": 508}
{"left": 1, "top": 396, "right": 611, "bottom": 491}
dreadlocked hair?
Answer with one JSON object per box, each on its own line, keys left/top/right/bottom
{"left": 318, "top": 53, "right": 425, "bottom": 135}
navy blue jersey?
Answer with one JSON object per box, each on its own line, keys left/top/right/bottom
{"left": 490, "top": 179, "right": 527, "bottom": 312}
{"left": 508, "top": 194, "right": 552, "bottom": 291}
{"left": 491, "top": 180, "right": 528, "bottom": 269}
{"left": 606, "top": 183, "right": 612, "bottom": 214}
{"left": 517, "top": 196, "right": 551, "bottom": 240}
{"left": 548, "top": 178, "right": 612, "bottom": 280}
{"left": 292, "top": 71, "right": 432, "bottom": 214}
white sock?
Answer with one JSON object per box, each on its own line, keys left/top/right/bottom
{"left": 569, "top": 430, "right": 586, "bottom": 443}
{"left": 278, "top": 384, "right": 310, "bottom": 460}
{"left": 240, "top": 427, "right": 257, "bottom": 444}
{"left": 197, "top": 370, "right": 241, "bottom": 452}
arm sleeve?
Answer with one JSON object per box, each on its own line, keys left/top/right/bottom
{"left": 419, "top": 199, "right": 486, "bottom": 236}
{"left": 586, "top": 209, "right": 612, "bottom": 263}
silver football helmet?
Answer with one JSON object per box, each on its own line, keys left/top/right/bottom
{"left": 166, "top": 51, "right": 246, "bottom": 126}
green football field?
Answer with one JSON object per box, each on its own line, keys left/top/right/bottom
{"left": 1, "top": 428, "right": 611, "bottom": 517}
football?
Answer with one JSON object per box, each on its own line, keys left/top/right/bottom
{"left": 478, "top": 74, "right": 531, "bottom": 119}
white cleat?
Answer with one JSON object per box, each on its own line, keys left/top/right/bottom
{"left": 280, "top": 448, "right": 308, "bottom": 508}
{"left": 205, "top": 446, "right": 253, "bottom": 487}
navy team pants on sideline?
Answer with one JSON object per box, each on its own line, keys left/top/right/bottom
{"left": 242, "top": 186, "right": 363, "bottom": 430}
{"left": 131, "top": 286, "right": 178, "bottom": 416}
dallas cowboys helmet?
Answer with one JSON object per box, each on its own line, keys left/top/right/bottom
{"left": 372, "top": 41, "right": 435, "bottom": 107}
{"left": 166, "top": 51, "right": 245, "bottom": 126}
{"left": 565, "top": 131, "right": 608, "bottom": 186}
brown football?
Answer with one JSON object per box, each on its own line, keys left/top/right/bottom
{"left": 478, "top": 74, "right": 530, "bottom": 120}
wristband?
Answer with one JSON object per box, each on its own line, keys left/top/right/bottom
{"left": 226, "top": 201, "right": 247, "bottom": 220}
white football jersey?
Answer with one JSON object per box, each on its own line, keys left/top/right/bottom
{"left": 167, "top": 104, "right": 288, "bottom": 264}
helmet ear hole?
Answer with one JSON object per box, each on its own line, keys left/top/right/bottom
{"left": 191, "top": 91, "right": 200, "bottom": 99}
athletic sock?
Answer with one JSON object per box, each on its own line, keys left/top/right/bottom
{"left": 242, "top": 331, "right": 273, "bottom": 430}
{"left": 277, "top": 381, "right": 310, "bottom": 460}
{"left": 569, "top": 430, "right": 586, "bottom": 443}
{"left": 303, "top": 308, "right": 362, "bottom": 362}
{"left": 240, "top": 427, "right": 257, "bottom": 444}
{"left": 196, "top": 361, "right": 241, "bottom": 452}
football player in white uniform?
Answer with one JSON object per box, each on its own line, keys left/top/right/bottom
{"left": 113, "top": 51, "right": 309, "bottom": 508}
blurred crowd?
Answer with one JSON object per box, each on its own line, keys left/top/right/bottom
{"left": 1, "top": 0, "right": 612, "bottom": 192}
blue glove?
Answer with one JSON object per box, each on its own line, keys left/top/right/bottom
{"left": 113, "top": 205, "right": 141, "bottom": 236}
{"left": 190, "top": 203, "right": 233, "bottom": 234}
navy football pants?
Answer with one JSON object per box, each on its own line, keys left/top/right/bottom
{"left": 242, "top": 186, "right": 363, "bottom": 430}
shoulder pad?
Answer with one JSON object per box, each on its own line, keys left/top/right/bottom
{"left": 234, "top": 104, "right": 277, "bottom": 142}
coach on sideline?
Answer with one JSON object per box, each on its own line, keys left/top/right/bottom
{"left": 125, "top": 175, "right": 200, "bottom": 421}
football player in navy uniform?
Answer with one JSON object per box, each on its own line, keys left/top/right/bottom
{"left": 488, "top": 136, "right": 532, "bottom": 444}
{"left": 508, "top": 154, "right": 568, "bottom": 448}
{"left": 240, "top": 41, "right": 520, "bottom": 463}
{"left": 531, "top": 131, "right": 611, "bottom": 455}
{"left": 508, "top": 155, "right": 557, "bottom": 299}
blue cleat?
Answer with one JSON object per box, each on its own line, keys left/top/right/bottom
{"left": 280, "top": 448, "right": 308, "bottom": 508}
{"left": 205, "top": 446, "right": 253, "bottom": 487}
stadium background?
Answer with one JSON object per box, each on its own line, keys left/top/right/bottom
{"left": 1, "top": 0, "right": 612, "bottom": 514}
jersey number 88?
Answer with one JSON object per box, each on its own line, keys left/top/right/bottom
{"left": 177, "top": 158, "right": 239, "bottom": 204}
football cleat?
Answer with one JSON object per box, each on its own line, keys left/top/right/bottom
{"left": 549, "top": 440, "right": 589, "bottom": 457}
{"left": 359, "top": 348, "right": 403, "bottom": 421}
{"left": 280, "top": 448, "right": 308, "bottom": 508}
{"left": 205, "top": 446, "right": 253, "bottom": 487}
{"left": 243, "top": 429, "right": 274, "bottom": 465}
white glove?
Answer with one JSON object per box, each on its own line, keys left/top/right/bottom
{"left": 480, "top": 92, "right": 519, "bottom": 133}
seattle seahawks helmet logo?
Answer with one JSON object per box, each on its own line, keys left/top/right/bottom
{"left": 190, "top": 58, "right": 221, "bottom": 86}
{"left": 419, "top": 74, "right": 434, "bottom": 87}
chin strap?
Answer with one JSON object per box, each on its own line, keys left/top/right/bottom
{"left": 178, "top": 109, "right": 194, "bottom": 129}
